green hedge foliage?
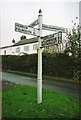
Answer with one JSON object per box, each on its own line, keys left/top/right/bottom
{"left": 2, "top": 52, "right": 80, "bottom": 80}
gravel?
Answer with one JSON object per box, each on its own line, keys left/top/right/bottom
{"left": 2, "top": 80, "right": 21, "bottom": 89}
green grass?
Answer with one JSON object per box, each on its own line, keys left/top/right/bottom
{"left": 2, "top": 85, "right": 80, "bottom": 119}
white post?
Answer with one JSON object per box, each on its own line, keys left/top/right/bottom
{"left": 37, "top": 9, "right": 42, "bottom": 104}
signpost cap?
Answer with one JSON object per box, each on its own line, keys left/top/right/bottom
{"left": 39, "top": 9, "right": 42, "bottom": 13}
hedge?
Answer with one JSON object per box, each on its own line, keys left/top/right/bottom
{"left": 1, "top": 52, "right": 80, "bottom": 80}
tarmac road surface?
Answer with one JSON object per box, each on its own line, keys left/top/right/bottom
{"left": 2, "top": 72, "right": 81, "bottom": 100}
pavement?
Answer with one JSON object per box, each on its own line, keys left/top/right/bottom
{"left": 2, "top": 72, "right": 81, "bottom": 100}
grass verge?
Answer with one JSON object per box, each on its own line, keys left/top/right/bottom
{"left": 2, "top": 85, "right": 80, "bottom": 119}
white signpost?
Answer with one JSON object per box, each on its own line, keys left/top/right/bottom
{"left": 15, "top": 9, "right": 43, "bottom": 104}
{"left": 37, "top": 9, "right": 42, "bottom": 104}
{"left": 15, "top": 9, "right": 67, "bottom": 104}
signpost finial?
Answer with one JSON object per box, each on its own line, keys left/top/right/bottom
{"left": 39, "top": 9, "right": 42, "bottom": 13}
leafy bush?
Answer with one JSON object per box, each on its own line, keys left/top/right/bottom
{"left": 2, "top": 52, "right": 80, "bottom": 80}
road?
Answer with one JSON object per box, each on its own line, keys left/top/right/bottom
{"left": 2, "top": 72, "right": 81, "bottom": 100}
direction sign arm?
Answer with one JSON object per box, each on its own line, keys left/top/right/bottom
{"left": 28, "top": 19, "right": 39, "bottom": 27}
{"left": 15, "top": 22, "right": 38, "bottom": 36}
{"left": 42, "top": 24, "right": 67, "bottom": 33}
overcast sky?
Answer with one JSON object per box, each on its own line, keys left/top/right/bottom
{"left": 1, "top": 0, "right": 80, "bottom": 47}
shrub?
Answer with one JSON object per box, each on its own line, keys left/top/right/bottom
{"left": 2, "top": 52, "right": 80, "bottom": 80}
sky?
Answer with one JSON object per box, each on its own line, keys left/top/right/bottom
{"left": 1, "top": 0, "right": 80, "bottom": 47}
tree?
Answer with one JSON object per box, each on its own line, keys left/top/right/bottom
{"left": 64, "top": 22, "right": 81, "bottom": 81}
{"left": 65, "top": 25, "right": 80, "bottom": 58}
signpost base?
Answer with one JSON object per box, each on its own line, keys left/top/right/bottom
{"left": 37, "top": 79, "right": 42, "bottom": 104}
